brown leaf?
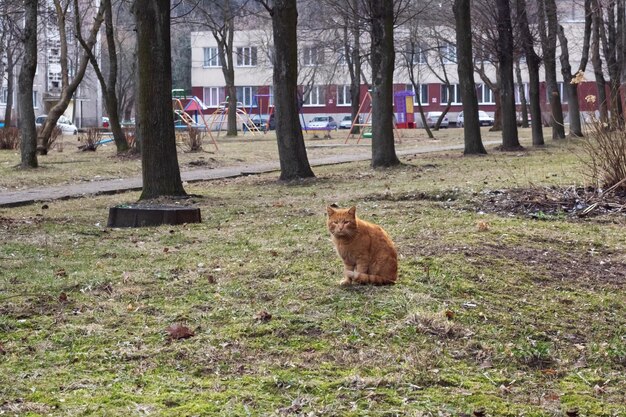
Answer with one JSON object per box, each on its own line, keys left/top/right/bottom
{"left": 55, "top": 269, "right": 67, "bottom": 277}
{"left": 254, "top": 310, "right": 272, "bottom": 322}
{"left": 163, "top": 247, "right": 169, "bottom": 253}
{"left": 58, "top": 292, "right": 68, "bottom": 303}
{"left": 166, "top": 324, "right": 195, "bottom": 340}
{"left": 445, "top": 310, "right": 455, "bottom": 320}
{"left": 0, "top": 342, "right": 6, "bottom": 355}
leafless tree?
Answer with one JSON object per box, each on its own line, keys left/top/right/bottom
{"left": 454, "top": 0, "right": 487, "bottom": 154}
{"left": 18, "top": 0, "right": 38, "bottom": 167}
{"left": 132, "top": 0, "right": 187, "bottom": 199}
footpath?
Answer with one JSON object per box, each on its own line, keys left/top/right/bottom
{"left": 0, "top": 141, "right": 498, "bottom": 208}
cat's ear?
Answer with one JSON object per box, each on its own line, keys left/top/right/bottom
{"left": 326, "top": 206, "right": 336, "bottom": 216}
{"left": 348, "top": 206, "right": 357, "bottom": 216}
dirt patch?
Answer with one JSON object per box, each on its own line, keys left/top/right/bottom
{"left": 406, "top": 240, "right": 626, "bottom": 289}
{"left": 474, "top": 186, "right": 626, "bottom": 219}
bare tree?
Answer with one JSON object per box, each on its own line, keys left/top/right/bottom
{"left": 591, "top": 0, "right": 609, "bottom": 123}
{"left": 368, "top": 0, "right": 400, "bottom": 167}
{"left": 496, "top": 0, "right": 521, "bottom": 149}
{"left": 537, "top": 0, "right": 566, "bottom": 139}
{"left": 257, "top": 0, "right": 314, "bottom": 180}
{"left": 132, "top": 0, "right": 187, "bottom": 199}
{"left": 38, "top": 0, "right": 106, "bottom": 154}
{"left": 515, "top": 0, "right": 544, "bottom": 146}
{"left": 75, "top": 0, "right": 129, "bottom": 153}
{"left": 454, "top": 0, "right": 487, "bottom": 155}
{"left": 19, "top": 0, "right": 39, "bottom": 167}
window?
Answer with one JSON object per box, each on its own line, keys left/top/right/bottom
{"left": 236, "top": 86, "right": 258, "bottom": 107}
{"left": 441, "top": 42, "right": 456, "bottom": 64}
{"left": 441, "top": 84, "right": 462, "bottom": 104}
{"left": 303, "top": 86, "right": 325, "bottom": 106}
{"left": 412, "top": 44, "right": 428, "bottom": 65}
{"left": 515, "top": 83, "right": 529, "bottom": 104}
{"left": 337, "top": 51, "right": 347, "bottom": 66}
{"left": 33, "top": 90, "right": 38, "bottom": 108}
{"left": 547, "top": 82, "right": 568, "bottom": 103}
{"left": 337, "top": 85, "right": 351, "bottom": 106}
{"left": 303, "top": 46, "right": 324, "bottom": 66}
{"left": 405, "top": 84, "right": 429, "bottom": 105}
{"left": 0, "top": 87, "right": 7, "bottom": 104}
{"left": 477, "top": 84, "right": 495, "bottom": 104}
{"left": 203, "top": 47, "right": 220, "bottom": 67}
{"left": 203, "top": 87, "right": 222, "bottom": 107}
{"left": 236, "top": 47, "right": 257, "bottom": 67}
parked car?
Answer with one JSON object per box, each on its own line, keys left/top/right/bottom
{"left": 243, "top": 114, "right": 275, "bottom": 131}
{"left": 456, "top": 110, "right": 494, "bottom": 127}
{"left": 35, "top": 115, "right": 78, "bottom": 135}
{"left": 339, "top": 115, "right": 362, "bottom": 129}
{"left": 425, "top": 111, "right": 449, "bottom": 128}
{"left": 307, "top": 116, "right": 337, "bottom": 130}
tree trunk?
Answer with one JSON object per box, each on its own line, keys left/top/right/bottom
{"left": 591, "top": 1, "right": 609, "bottom": 123}
{"left": 497, "top": 0, "right": 521, "bottom": 149}
{"left": 557, "top": 25, "right": 583, "bottom": 137}
{"left": 132, "top": 0, "right": 187, "bottom": 199}
{"left": 369, "top": 0, "right": 400, "bottom": 167}
{"left": 270, "top": 0, "right": 315, "bottom": 180}
{"left": 454, "top": 0, "right": 487, "bottom": 155}
{"left": 515, "top": 60, "right": 529, "bottom": 128}
{"left": 4, "top": 53, "right": 15, "bottom": 128}
{"left": 76, "top": 0, "right": 129, "bottom": 152}
{"left": 19, "top": 0, "right": 38, "bottom": 168}
{"left": 516, "top": 0, "right": 544, "bottom": 146}
{"left": 538, "top": 0, "right": 566, "bottom": 140}
{"left": 39, "top": 0, "right": 106, "bottom": 154}
{"left": 221, "top": 18, "right": 238, "bottom": 137}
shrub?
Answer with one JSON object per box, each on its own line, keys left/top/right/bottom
{"left": 0, "top": 127, "right": 20, "bottom": 150}
{"left": 581, "top": 112, "right": 626, "bottom": 192}
{"left": 184, "top": 127, "right": 204, "bottom": 152}
{"left": 78, "top": 128, "right": 101, "bottom": 152}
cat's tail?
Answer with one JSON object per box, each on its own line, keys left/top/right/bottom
{"left": 348, "top": 271, "right": 396, "bottom": 285}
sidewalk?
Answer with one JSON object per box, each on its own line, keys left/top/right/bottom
{"left": 0, "top": 142, "right": 495, "bottom": 208}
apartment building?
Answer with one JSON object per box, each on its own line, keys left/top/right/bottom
{"left": 0, "top": 0, "right": 102, "bottom": 128}
{"left": 190, "top": 1, "right": 600, "bottom": 126}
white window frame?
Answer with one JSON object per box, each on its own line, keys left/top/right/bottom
{"left": 441, "top": 84, "right": 462, "bottom": 105}
{"left": 477, "top": 84, "right": 495, "bottom": 104}
{"left": 405, "top": 83, "right": 429, "bottom": 105}
{"left": 515, "top": 83, "right": 529, "bottom": 104}
{"left": 412, "top": 45, "right": 428, "bottom": 65}
{"left": 441, "top": 42, "right": 457, "bottom": 64}
{"left": 236, "top": 47, "right": 257, "bottom": 67}
{"left": 337, "top": 85, "right": 351, "bottom": 106}
{"left": 0, "top": 87, "right": 8, "bottom": 105}
{"left": 203, "top": 47, "right": 221, "bottom": 68}
{"left": 303, "top": 46, "right": 324, "bottom": 66}
{"left": 547, "top": 82, "right": 568, "bottom": 103}
{"left": 203, "top": 87, "right": 221, "bottom": 107}
{"left": 237, "top": 86, "right": 258, "bottom": 107}
{"left": 303, "top": 86, "right": 325, "bottom": 106}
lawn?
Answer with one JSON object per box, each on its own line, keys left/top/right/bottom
{"left": 1, "top": 135, "right": 625, "bottom": 416}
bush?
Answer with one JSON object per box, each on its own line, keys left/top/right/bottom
{"left": 582, "top": 113, "right": 626, "bottom": 191}
{"left": 0, "top": 127, "right": 20, "bottom": 150}
{"left": 78, "top": 128, "right": 101, "bottom": 152}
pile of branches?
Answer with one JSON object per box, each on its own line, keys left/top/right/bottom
{"left": 478, "top": 180, "right": 626, "bottom": 218}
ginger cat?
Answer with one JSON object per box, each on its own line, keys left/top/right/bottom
{"left": 326, "top": 206, "right": 398, "bottom": 286}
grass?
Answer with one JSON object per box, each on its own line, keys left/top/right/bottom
{"left": 1, "top": 132, "right": 625, "bottom": 416}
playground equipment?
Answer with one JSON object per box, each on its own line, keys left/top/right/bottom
{"left": 247, "top": 94, "right": 274, "bottom": 133}
{"left": 172, "top": 89, "right": 219, "bottom": 151}
{"left": 394, "top": 90, "right": 415, "bottom": 128}
{"left": 345, "top": 90, "right": 403, "bottom": 144}
{"left": 208, "top": 98, "right": 261, "bottom": 136}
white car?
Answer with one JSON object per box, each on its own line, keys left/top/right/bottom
{"left": 425, "top": 111, "right": 449, "bottom": 128}
{"left": 339, "top": 115, "right": 362, "bottom": 129}
{"left": 307, "top": 116, "right": 338, "bottom": 130}
{"left": 35, "top": 115, "right": 78, "bottom": 135}
{"left": 457, "top": 110, "right": 494, "bottom": 127}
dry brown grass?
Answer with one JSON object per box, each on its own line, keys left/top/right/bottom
{"left": 0, "top": 127, "right": 522, "bottom": 191}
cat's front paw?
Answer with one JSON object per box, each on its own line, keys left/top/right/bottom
{"left": 339, "top": 277, "right": 352, "bottom": 286}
